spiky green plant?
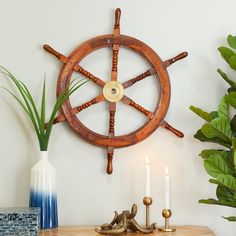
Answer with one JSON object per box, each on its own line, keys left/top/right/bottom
{"left": 1, "top": 66, "right": 86, "bottom": 151}
{"left": 190, "top": 35, "right": 236, "bottom": 222}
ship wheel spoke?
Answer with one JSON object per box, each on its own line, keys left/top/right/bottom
{"left": 163, "top": 52, "right": 188, "bottom": 68}
{"left": 108, "top": 102, "right": 116, "bottom": 136}
{"left": 107, "top": 102, "right": 116, "bottom": 175}
{"left": 107, "top": 146, "right": 114, "bottom": 175}
{"left": 111, "top": 44, "right": 119, "bottom": 81}
{"left": 161, "top": 120, "right": 184, "bottom": 138}
{"left": 121, "top": 95, "right": 154, "bottom": 120}
{"left": 43, "top": 44, "right": 106, "bottom": 88}
{"left": 51, "top": 93, "right": 105, "bottom": 125}
{"left": 107, "top": 8, "right": 121, "bottom": 175}
{"left": 122, "top": 68, "right": 156, "bottom": 89}
{"left": 43, "top": 44, "right": 68, "bottom": 64}
{"left": 106, "top": 9, "right": 121, "bottom": 175}
{"left": 111, "top": 7, "right": 120, "bottom": 82}
{"left": 73, "top": 64, "right": 106, "bottom": 88}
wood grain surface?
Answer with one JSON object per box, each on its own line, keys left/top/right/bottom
{"left": 40, "top": 226, "right": 215, "bottom": 236}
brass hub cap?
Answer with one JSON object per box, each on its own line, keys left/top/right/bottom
{"left": 103, "top": 81, "right": 124, "bottom": 102}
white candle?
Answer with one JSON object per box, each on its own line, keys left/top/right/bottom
{"left": 165, "top": 166, "right": 170, "bottom": 209}
{"left": 145, "top": 157, "right": 151, "bottom": 197}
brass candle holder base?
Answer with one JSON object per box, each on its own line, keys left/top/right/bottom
{"left": 143, "top": 196, "right": 153, "bottom": 228}
{"left": 158, "top": 209, "right": 176, "bottom": 232}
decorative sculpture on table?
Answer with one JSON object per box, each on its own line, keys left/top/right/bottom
{"left": 95, "top": 204, "right": 157, "bottom": 235}
{"left": 43, "top": 8, "right": 188, "bottom": 174}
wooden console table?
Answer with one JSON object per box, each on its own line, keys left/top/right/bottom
{"left": 40, "top": 226, "right": 214, "bottom": 236}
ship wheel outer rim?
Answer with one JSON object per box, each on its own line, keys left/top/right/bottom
{"left": 57, "top": 34, "right": 171, "bottom": 148}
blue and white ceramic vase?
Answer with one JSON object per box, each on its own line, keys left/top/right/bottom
{"left": 29, "top": 151, "right": 58, "bottom": 229}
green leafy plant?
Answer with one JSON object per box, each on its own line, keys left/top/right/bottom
{"left": 1, "top": 66, "right": 86, "bottom": 151}
{"left": 190, "top": 35, "right": 236, "bottom": 222}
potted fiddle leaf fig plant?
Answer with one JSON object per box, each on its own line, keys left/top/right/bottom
{"left": 1, "top": 66, "right": 86, "bottom": 229}
{"left": 190, "top": 35, "right": 236, "bottom": 222}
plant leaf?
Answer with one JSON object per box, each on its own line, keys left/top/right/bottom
{"left": 218, "top": 96, "right": 229, "bottom": 119}
{"left": 199, "top": 149, "right": 228, "bottom": 159}
{"left": 44, "top": 79, "right": 87, "bottom": 150}
{"left": 18, "top": 80, "right": 45, "bottom": 148}
{"left": 204, "top": 154, "right": 229, "bottom": 178}
{"left": 230, "top": 115, "right": 236, "bottom": 137}
{"left": 234, "top": 150, "right": 236, "bottom": 173}
{"left": 210, "top": 111, "right": 218, "bottom": 119}
{"left": 0, "top": 67, "right": 40, "bottom": 140}
{"left": 199, "top": 198, "right": 236, "bottom": 207}
{"left": 202, "top": 123, "right": 231, "bottom": 142}
{"left": 222, "top": 216, "right": 236, "bottom": 221}
{"left": 210, "top": 117, "right": 232, "bottom": 140}
{"left": 228, "top": 87, "right": 236, "bottom": 93}
{"left": 218, "top": 46, "right": 235, "bottom": 63}
{"left": 229, "top": 56, "right": 236, "bottom": 70}
{"left": 0, "top": 66, "right": 87, "bottom": 151}
{"left": 216, "top": 185, "right": 236, "bottom": 201}
{"left": 1, "top": 87, "right": 30, "bottom": 116}
{"left": 209, "top": 178, "right": 222, "bottom": 185}
{"left": 224, "top": 149, "right": 236, "bottom": 177}
{"left": 189, "top": 106, "right": 212, "bottom": 122}
{"left": 227, "top": 92, "right": 236, "bottom": 109}
{"left": 217, "top": 174, "right": 236, "bottom": 191}
{"left": 217, "top": 69, "right": 236, "bottom": 88}
{"left": 227, "top": 35, "right": 236, "bottom": 49}
{"left": 41, "top": 79, "right": 46, "bottom": 129}
{"left": 194, "top": 129, "right": 231, "bottom": 148}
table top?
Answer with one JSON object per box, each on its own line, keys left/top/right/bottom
{"left": 40, "top": 226, "right": 214, "bottom": 236}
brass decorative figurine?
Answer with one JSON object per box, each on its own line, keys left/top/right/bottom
{"left": 143, "top": 197, "right": 153, "bottom": 228}
{"left": 158, "top": 209, "right": 176, "bottom": 232}
{"left": 95, "top": 204, "right": 157, "bottom": 235}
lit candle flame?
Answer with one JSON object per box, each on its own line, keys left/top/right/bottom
{"left": 145, "top": 157, "right": 150, "bottom": 164}
{"left": 165, "top": 166, "right": 169, "bottom": 175}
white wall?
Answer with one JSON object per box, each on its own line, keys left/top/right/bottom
{"left": 0, "top": 0, "right": 235, "bottom": 235}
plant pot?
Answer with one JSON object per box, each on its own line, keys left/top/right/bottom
{"left": 29, "top": 151, "right": 58, "bottom": 229}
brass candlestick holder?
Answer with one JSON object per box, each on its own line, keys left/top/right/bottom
{"left": 158, "top": 209, "right": 176, "bottom": 232}
{"left": 143, "top": 197, "right": 153, "bottom": 228}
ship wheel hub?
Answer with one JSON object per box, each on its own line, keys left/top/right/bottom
{"left": 103, "top": 81, "right": 124, "bottom": 102}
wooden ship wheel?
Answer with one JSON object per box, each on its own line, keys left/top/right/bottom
{"left": 43, "top": 8, "right": 188, "bottom": 174}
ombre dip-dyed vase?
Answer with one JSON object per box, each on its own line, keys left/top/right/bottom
{"left": 29, "top": 151, "right": 58, "bottom": 229}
